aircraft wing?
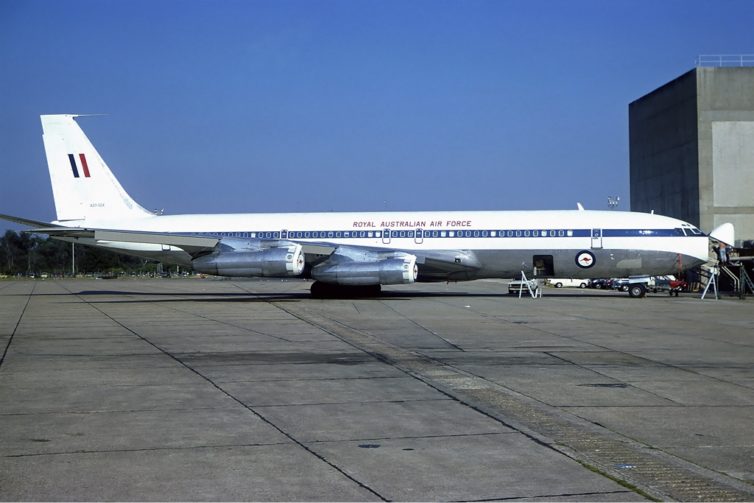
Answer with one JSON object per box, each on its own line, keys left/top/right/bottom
{"left": 0, "top": 214, "right": 220, "bottom": 256}
{"left": 2, "top": 211, "right": 480, "bottom": 281}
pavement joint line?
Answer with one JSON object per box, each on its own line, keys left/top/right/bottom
{"left": 377, "top": 298, "right": 466, "bottom": 351}
{"left": 53, "top": 281, "right": 390, "bottom": 502}
{"left": 3, "top": 440, "right": 295, "bottom": 458}
{"left": 278, "top": 302, "right": 754, "bottom": 502}
{"left": 0, "top": 281, "right": 34, "bottom": 369}
{"left": 0, "top": 406, "right": 240, "bottom": 417}
{"left": 251, "top": 397, "right": 452, "bottom": 408}
{"left": 160, "top": 303, "right": 296, "bottom": 343}
{"left": 542, "top": 352, "right": 682, "bottom": 406}
{"left": 302, "top": 431, "right": 518, "bottom": 445}
{"left": 455, "top": 488, "right": 637, "bottom": 502}
{"left": 545, "top": 350, "right": 754, "bottom": 398}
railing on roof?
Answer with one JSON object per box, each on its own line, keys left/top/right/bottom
{"left": 696, "top": 54, "right": 754, "bottom": 67}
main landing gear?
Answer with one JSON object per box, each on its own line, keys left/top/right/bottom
{"left": 310, "top": 281, "right": 382, "bottom": 299}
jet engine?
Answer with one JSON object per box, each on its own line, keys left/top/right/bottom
{"left": 311, "top": 254, "right": 418, "bottom": 285}
{"left": 192, "top": 242, "right": 304, "bottom": 277}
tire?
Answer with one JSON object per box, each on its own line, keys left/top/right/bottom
{"left": 555, "top": 282, "right": 563, "bottom": 288}
{"left": 579, "top": 283, "right": 587, "bottom": 288}
{"left": 628, "top": 284, "right": 646, "bottom": 298}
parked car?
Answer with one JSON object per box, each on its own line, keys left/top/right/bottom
{"left": 611, "top": 278, "right": 630, "bottom": 291}
{"left": 589, "top": 278, "right": 611, "bottom": 289}
{"left": 508, "top": 279, "right": 540, "bottom": 295}
{"left": 546, "top": 278, "right": 590, "bottom": 289}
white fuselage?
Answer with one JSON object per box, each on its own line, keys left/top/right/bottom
{"left": 59, "top": 208, "right": 710, "bottom": 280}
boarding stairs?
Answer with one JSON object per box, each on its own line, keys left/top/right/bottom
{"left": 703, "top": 247, "right": 754, "bottom": 299}
{"left": 722, "top": 257, "right": 754, "bottom": 299}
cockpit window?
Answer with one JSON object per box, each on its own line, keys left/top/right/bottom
{"left": 680, "top": 224, "right": 704, "bottom": 236}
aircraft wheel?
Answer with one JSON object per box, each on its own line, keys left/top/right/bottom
{"left": 628, "top": 284, "right": 646, "bottom": 298}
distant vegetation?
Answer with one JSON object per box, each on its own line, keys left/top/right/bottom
{"left": 0, "top": 230, "right": 174, "bottom": 277}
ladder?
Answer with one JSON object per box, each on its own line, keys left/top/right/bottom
{"left": 721, "top": 259, "right": 754, "bottom": 299}
{"left": 700, "top": 266, "right": 719, "bottom": 300}
{"left": 720, "top": 266, "right": 740, "bottom": 293}
{"left": 742, "top": 268, "right": 754, "bottom": 297}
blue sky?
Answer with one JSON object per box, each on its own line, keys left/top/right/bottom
{"left": 2, "top": 0, "right": 753, "bottom": 230}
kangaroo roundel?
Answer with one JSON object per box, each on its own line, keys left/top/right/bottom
{"left": 575, "top": 251, "right": 595, "bottom": 268}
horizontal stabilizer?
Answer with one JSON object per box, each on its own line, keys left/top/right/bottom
{"left": 0, "top": 213, "right": 59, "bottom": 229}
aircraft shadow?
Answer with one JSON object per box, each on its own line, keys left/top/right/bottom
{"left": 46, "top": 289, "right": 633, "bottom": 304}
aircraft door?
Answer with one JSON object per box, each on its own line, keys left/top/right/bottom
{"left": 533, "top": 255, "right": 554, "bottom": 276}
{"left": 382, "top": 229, "right": 391, "bottom": 244}
{"left": 415, "top": 228, "right": 424, "bottom": 244}
{"left": 591, "top": 228, "right": 603, "bottom": 249}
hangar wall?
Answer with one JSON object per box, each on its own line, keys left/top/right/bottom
{"left": 629, "top": 66, "right": 754, "bottom": 245}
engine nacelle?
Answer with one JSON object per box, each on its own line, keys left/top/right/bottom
{"left": 311, "top": 255, "right": 418, "bottom": 285}
{"left": 192, "top": 244, "right": 304, "bottom": 277}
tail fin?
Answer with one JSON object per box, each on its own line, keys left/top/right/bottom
{"left": 41, "top": 115, "right": 153, "bottom": 222}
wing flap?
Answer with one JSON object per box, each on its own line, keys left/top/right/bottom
{"left": 91, "top": 230, "right": 219, "bottom": 255}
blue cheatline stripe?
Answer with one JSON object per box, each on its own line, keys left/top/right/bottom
{"left": 186, "top": 228, "right": 695, "bottom": 240}
{"left": 603, "top": 229, "right": 682, "bottom": 237}
{"left": 67, "top": 154, "right": 79, "bottom": 178}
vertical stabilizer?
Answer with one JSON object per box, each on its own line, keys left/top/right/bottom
{"left": 41, "top": 115, "right": 152, "bottom": 222}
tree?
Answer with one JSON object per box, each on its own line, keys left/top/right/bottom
{"left": 0, "top": 231, "right": 161, "bottom": 276}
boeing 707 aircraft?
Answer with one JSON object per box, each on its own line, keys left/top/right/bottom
{"left": 1, "top": 115, "right": 733, "bottom": 297}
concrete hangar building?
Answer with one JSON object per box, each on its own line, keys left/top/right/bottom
{"left": 629, "top": 57, "right": 754, "bottom": 248}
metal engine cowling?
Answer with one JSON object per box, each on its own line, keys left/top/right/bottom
{"left": 192, "top": 243, "right": 304, "bottom": 277}
{"left": 311, "top": 254, "right": 418, "bottom": 285}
